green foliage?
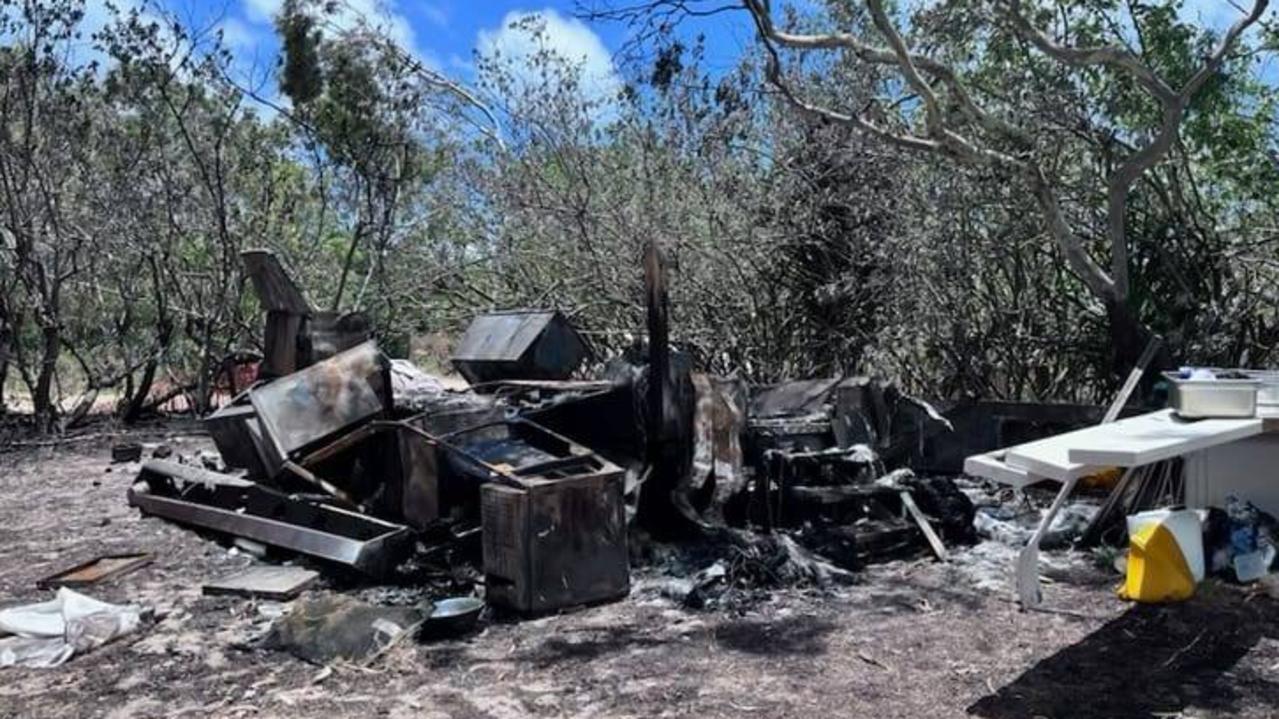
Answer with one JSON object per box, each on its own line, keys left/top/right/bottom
{"left": 278, "top": 2, "right": 323, "bottom": 105}
{"left": 2, "top": 0, "right": 1278, "bottom": 428}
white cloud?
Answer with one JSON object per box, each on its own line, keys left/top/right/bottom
{"left": 244, "top": 0, "right": 278, "bottom": 24}
{"left": 476, "top": 9, "right": 621, "bottom": 107}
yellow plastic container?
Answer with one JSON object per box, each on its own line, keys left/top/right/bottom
{"left": 1118, "top": 514, "right": 1199, "bottom": 603}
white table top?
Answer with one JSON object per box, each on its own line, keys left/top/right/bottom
{"left": 1065, "top": 409, "right": 1263, "bottom": 467}
{"left": 967, "top": 408, "right": 1273, "bottom": 486}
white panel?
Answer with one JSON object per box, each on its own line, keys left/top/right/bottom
{"left": 963, "top": 452, "right": 1052, "bottom": 490}
{"left": 1183, "top": 434, "right": 1279, "bottom": 519}
{"left": 1065, "top": 410, "right": 1262, "bottom": 467}
{"left": 1001, "top": 418, "right": 1123, "bottom": 481}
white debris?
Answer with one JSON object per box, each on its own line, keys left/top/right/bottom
{"left": 0, "top": 588, "right": 145, "bottom": 668}
{"left": 389, "top": 359, "right": 447, "bottom": 411}
{"left": 973, "top": 502, "right": 1099, "bottom": 549}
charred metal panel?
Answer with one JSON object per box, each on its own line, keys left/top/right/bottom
{"left": 689, "top": 374, "right": 747, "bottom": 522}
{"left": 439, "top": 419, "right": 613, "bottom": 486}
{"left": 128, "top": 460, "right": 410, "bottom": 577}
{"left": 435, "top": 419, "right": 630, "bottom": 613}
{"left": 354, "top": 421, "right": 444, "bottom": 531}
{"left": 36, "top": 553, "right": 153, "bottom": 589}
{"left": 306, "top": 310, "right": 371, "bottom": 363}
{"left": 412, "top": 406, "right": 505, "bottom": 438}
{"left": 204, "top": 402, "right": 268, "bottom": 477}
{"left": 481, "top": 470, "right": 628, "bottom": 614}
{"left": 451, "top": 310, "right": 586, "bottom": 386}
{"left": 397, "top": 425, "right": 441, "bottom": 530}
{"left": 749, "top": 378, "right": 840, "bottom": 419}
{"left": 523, "top": 383, "right": 642, "bottom": 464}
{"left": 249, "top": 340, "right": 390, "bottom": 475}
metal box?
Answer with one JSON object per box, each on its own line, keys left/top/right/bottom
{"left": 481, "top": 471, "right": 628, "bottom": 614}
{"left": 451, "top": 310, "right": 586, "bottom": 387}
{"left": 204, "top": 402, "right": 268, "bottom": 476}
{"left": 1165, "top": 372, "right": 1260, "bottom": 419}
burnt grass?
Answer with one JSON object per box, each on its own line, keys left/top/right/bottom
{"left": 1, "top": 424, "right": 1278, "bottom": 718}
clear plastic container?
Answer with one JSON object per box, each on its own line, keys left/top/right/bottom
{"left": 1233, "top": 545, "right": 1276, "bottom": 582}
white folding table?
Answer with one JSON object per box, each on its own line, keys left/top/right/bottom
{"left": 965, "top": 409, "right": 1272, "bottom": 605}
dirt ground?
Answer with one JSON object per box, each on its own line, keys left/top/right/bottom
{"left": 2, "top": 425, "right": 1278, "bottom": 719}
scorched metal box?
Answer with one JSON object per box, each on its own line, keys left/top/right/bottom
{"left": 482, "top": 471, "right": 629, "bottom": 613}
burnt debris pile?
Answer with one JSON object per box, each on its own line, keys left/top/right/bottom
{"left": 128, "top": 249, "right": 975, "bottom": 617}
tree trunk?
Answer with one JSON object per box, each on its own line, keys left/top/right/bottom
{"left": 123, "top": 320, "right": 173, "bottom": 423}
{"left": 0, "top": 324, "right": 9, "bottom": 416}
{"left": 124, "top": 357, "right": 161, "bottom": 423}
{"left": 1105, "top": 298, "right": 1171, "bottom": 389}
{"left": 332, "top": 219, "right": 366, "bottom": 312}
{"left": 33, "top": 324, "right": 60, "bottom": 433}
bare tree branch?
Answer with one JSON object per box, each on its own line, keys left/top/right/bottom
{"left": 1004, "top": 0, "right": 1269, "bottom": 298}
{"left": 1002, "top": 0, "right": 1179, "bottom": 103}
{"left": 742, "top": 0, "right": 1115, "bottom": 298}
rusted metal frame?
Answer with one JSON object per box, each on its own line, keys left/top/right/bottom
{"left": 36, "top": 553, "right": 154, "bottom": 589}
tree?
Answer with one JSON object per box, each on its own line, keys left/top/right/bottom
{"left": 0, "top": 0, "right": 103, "bottom": 430}
{"left": 274, "top": 0, "right": 500, "bottom": 348}
{"left": 771, "top": 0, "right": 1272, "bottom": 372}
{"left": 609, "top": 0, "right": 1268, "bottom": 374}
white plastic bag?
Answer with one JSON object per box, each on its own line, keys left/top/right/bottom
{"left": 0, "top": 588, "right": 143, "bottom": 668}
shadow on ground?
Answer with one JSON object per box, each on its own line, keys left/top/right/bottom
{"left": 518, "top": 624, "right": 673, "bottom": 668}
{"left": 713, "top": 614, "right": 835, "bottom": 656}
{"left": 969, "top": 587, "right": 1279, "bottom": 718}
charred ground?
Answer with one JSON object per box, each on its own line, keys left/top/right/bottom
{"left": 1, "top": 427, "right": 1277, "bottom": 719}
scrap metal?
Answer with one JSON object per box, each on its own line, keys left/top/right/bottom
{"left": 128, "top": 460, "right": 411, "bottom": 578}
{"left": 451, "top": 310, "right": 587, "bottom": 386}
{"left": 248, "top": 340, "right": 390, "bottom": 478}
{"left": 36, "top": 553, "right": 153, "bottom": 590}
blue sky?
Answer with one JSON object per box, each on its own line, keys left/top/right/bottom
{"left": 82, "top": 0, "right": 1270, "bottom": 109}
{"left": 144, "top": 0, "right": 760, "bottom": 104}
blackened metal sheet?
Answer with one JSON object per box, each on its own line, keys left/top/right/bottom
{"left": 202, "top": 566, "right": 319, "bottom": 600}
{"left": 36, "top": 553, "right": 153, "bottom": 589}
{"left": 129, "top": 460, "right": 410, "bottom": 577}
{"left": 250, "top": 340, "right": 388, "bottom": 467}
{"left": 481, "top": 471, "right": 629, "bottom": 614}
{"left": 204, "top": 402, "right": 267, "bottom": 476}
{"left": 452, "top": 311, "right": 558, "bottom": 363}
{"left": 450, "top": 310, "right": 586, "bottom": 385}
{"left": 462, "top": 437, "right": 560, "bottom": 469}
{"left": 749, "top": 378, "right": 841, "bottom": 418}
{"left": 689, "top": 374, "right": 747, "bottom": 521}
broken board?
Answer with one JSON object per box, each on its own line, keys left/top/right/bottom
{"left": 899, "top": 491, "right": 948, "bottom": 561}
{"left": 37, "top": 553, "right": 153, "bottom": 589}
{"left": 240, "top": 249, "right": 311, "bottom": 314}
{"left": 202, "top": 566, "right": 319, "bottom": 601}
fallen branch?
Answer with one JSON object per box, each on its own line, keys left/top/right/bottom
{"left": 1160, "top": 628, "right": 1207, "bottom": 668}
